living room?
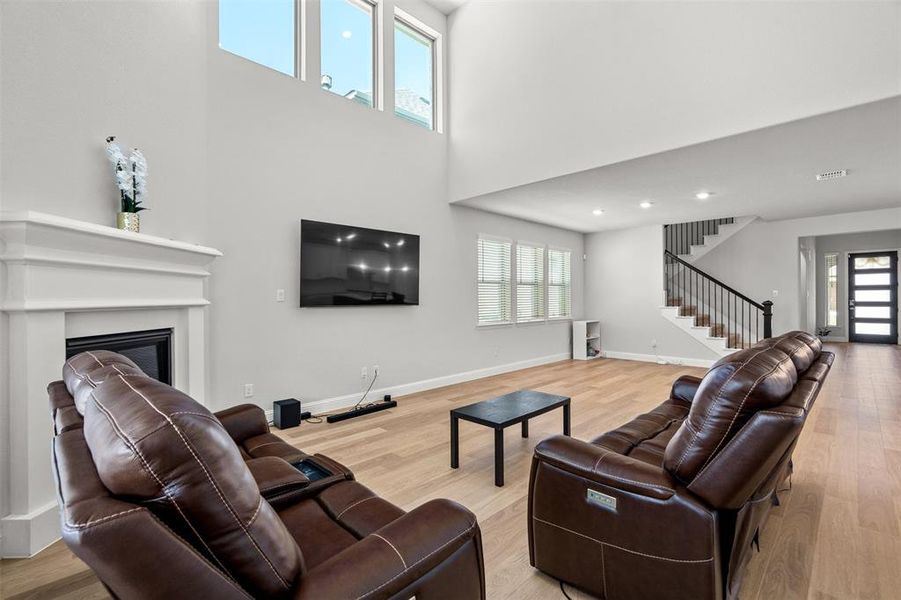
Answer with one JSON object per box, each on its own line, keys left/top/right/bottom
{"left": 0, "top": 1, "right": 899, "bottom": 599}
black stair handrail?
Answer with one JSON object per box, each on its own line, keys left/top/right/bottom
{"left": 664, "top": 250, "right": 774, "bottom": 344}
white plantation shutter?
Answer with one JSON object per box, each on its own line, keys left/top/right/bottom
{"left": 516, "top": 243, "right": 545, "bottom": 322}
{"left": 478, "top": 237, "right": 512, "bottom": 325}
{"left": 548, "top": 249, "right": 572, "bottom": 318}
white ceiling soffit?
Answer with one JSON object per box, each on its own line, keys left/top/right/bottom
{"left": 455, "top": 96, "right": 901, "bottom": 233}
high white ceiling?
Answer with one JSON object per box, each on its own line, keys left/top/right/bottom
{"left": 456, "top": 97, "right": 901, "bottom": 233}
{"left": 423, "top": 0, "right": 468, "bottom": 15}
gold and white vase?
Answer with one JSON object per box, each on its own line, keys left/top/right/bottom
{"left": 117, "top": 211, "right": 140, "bottom": 233}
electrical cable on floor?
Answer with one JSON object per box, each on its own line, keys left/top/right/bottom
{"left": 559, "top": 580, "right": 573, "bottom": 600}
{"left": 302, "top": 371, "right": 381, "bottom": 424}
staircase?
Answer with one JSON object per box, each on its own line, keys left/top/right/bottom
{"left": 664, "top": 216, "right": 756, "bottom": 263}
{"left": 661, "top": 218, "right": 772, "bottom": 357}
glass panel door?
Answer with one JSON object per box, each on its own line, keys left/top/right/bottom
{"left": 848, "top": 251, "right": 897, "bottom": 344}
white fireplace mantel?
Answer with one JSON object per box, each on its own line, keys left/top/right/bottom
{"left": 0, "top": 211, "right": 222, "bottom": 557}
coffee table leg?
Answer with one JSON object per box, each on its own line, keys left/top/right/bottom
{"left": 521, "top": 419, "right": 529, "bottom": 438}
{"left": 494, "top": 428, "right": 504, "bottom": 487}
{"left": 450, "top": 415, "right": 459, "bottom": 468}
{"left": 563, "top": 402, "right": 571, "bottom": 436}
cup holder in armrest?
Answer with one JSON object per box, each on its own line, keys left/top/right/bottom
{"left": 291, "top": 459, "right": 332, "bottom": 482}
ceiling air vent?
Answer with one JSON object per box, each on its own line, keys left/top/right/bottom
{"left": 816, "top": 169, "right": 848, "bottom": 181}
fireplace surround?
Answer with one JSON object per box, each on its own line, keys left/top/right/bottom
{"left": 0, "top": 211, "right": 221, "bottom": 557}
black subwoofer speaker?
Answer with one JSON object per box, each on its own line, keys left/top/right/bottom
{"left": 273, "top": 398, "right": 301, "bottom": 429}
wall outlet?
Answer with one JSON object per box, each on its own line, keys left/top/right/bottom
{"left": 275, "top": 289, "right": 286, "bottom": 302}
{"left": 361, "top": 366, "right": 368, "bottom": 380}
{"left": 373, "top": 365, "right": 380, "bottom": 377}
{"left": 772, "top": 289, "right": 779, "bottom": 298}
{"left": 650, "top": 339, "right": 658, "bottom": 349}
{"left": 243, "top": 383, "right": 254, "bottom": 398}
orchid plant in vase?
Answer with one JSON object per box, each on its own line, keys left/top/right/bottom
{"left": 105, "top": 136, "right": 148, "bottom": 232}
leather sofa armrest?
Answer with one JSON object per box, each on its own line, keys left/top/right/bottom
{"left": 245, "top": 457, "right": 309, "bottom": 508}
{"left": 214, "top": 403, "right": 269, "bottom": 444}
{"left": 670, "top": 375, "right": 703, "bottom": 406}
{"left": 534, "top": 435, "right": 676, "bottom": 500}
{"left": 294, "top": 499, "right": 482, "bottom": 600}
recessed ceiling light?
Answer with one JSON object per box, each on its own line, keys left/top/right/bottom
{"left": 695, "top": 191, "right": 712, "bottom": 200}
{"left": 639, "top": 201, "right": 653, "bottom": 209}
{"left": 592, "top": 208, "right": 604, "bottom": 216}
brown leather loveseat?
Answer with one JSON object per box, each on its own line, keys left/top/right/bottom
{"left": 528, "top": 331, "right": 833, "bottom": 600}
{"left": 51, "top": 351, "right": 486, "bottom": 599}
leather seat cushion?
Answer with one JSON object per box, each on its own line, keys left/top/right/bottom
{"left": 591, "top": 399, "right": 689, "bottom": 466}
{"left": 279, "top": 498, "right": 359, "bottom": 570}
{"left": 317, "top": 480, "right": 406, "bottom": 538}
{"left": 243, "top": 432, "right": 307, "bottom": 463}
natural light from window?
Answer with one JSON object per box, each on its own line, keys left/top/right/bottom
{"left": 394, "top": 18, "right": 434, "bottom": 129}
{"left": 825, "top": 253, "right": 838, "bottom": 327}
{"left": 321, "top": 0, "right": 374, "bottom": 107}
{"left": 219, "top": 0, "right": 296, "bottom": 76}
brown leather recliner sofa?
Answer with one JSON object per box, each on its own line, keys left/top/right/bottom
{"left": 528, "top": 331, "right": 833, "bottom": 600}
{"left": 51, "top": 351, "right": 486, "bottom": 599}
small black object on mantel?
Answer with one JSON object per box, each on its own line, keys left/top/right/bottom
{"left": 273, "top": 398, "right": 301, "bottom": 429}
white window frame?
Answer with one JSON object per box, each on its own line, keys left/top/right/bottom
{"left": 477, "top": 234, "right": 513, "bottom": 327}
{"left": 547, "top": 246, "right": 573, "bottom": 321}
{"left": 393, "top": 7, "right": 443, "bottom": 132}
{"left": 319, "top": 0, "right": 382, "bottom": 109}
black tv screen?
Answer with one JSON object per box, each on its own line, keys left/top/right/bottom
{"left": 300, "top": 220, "right": 420, "bottom": 306}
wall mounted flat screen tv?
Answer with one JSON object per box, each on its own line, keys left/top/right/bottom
{"left": 300, "top": 220, "right": 420, "bottom": 306}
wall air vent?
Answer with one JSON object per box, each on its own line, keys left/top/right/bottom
{"left": 816, "top": 169, "right": 848, "bottom": 181}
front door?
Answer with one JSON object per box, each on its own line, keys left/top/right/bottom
{"left": 848, "top": 251, "right": 898, "bottom": 344}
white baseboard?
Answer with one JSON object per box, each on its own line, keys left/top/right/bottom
{"left": 265, "top": 352, "right": 571, "bottom": 421}
{"left": 600, "top": 350, "right": 715, "bottom": 369}
{"left": 1, "top": 501, "right": 60, "bottom": 558}
{"left": 820, "top": 336, "right": 848, "bottom": 343}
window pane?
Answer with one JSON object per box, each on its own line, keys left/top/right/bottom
{"left": 854, "top": 272, "right": 891, "bottom": 286}
{"left": 854, "top": 322, "right": 891, "bottom": 335}
{"left": 516, "top": 244, "right": 545, "bottom": 322}
{"left": 855, "top": 306, "right": 891, "bottom": 319}
{"left": 321, "top": 0, "right": 374, "bottom": 106}
{"left": 854, "top": 256, "right": 891, "bottom": 269}
{"left": 219, "top": 0, "right": 296, "bottom": 76}
{"left": 478, "top": 238, "right": 511, "bottom": 325}
{"left": 825, "top": 253, "right": 838, "bottom": 327}
{"left": 548, "top": 249, "right": 572, "bottom": 318}
{"left": 394, "top": 19, "right": 434, "bottom": 129}
{"left": 855, "top": 289, "right": 891, "bottom": 302}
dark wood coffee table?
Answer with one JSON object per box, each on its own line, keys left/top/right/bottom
{"left": 450, "top": 390, "right": 571, "bottom": 487}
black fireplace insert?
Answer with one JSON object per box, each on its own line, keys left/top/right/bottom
{"left": 66, "top": 328, "right": 173, "bottom": 385}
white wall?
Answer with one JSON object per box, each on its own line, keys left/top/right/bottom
{"left": 0, "top": 0, "right": 583, "bottom": 536}
{"left": 693, "top": 208, "right": 901, "bottom": 337}
{"left": 814, "top": 229, "right": 901, "bottom": 340}
{"left": 583, "top": 224, "right": 716, "bottom": 363}
{"left": 448, "top": 1, "right": 901, "bottom": 201}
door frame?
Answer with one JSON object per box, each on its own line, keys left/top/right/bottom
{"left": 848, "top": 250, "right": 898, "bottom": 344}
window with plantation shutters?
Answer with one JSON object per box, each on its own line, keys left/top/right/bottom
{"left": 516, "top": 243, "right": 545, "bottom": 323}
{"left": 478, "top": 237, "right": 512, "bottom": 325}
{"left": 548, "top": 248, "right": 572, "bottom": 319}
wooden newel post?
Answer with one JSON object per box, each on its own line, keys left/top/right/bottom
{"left": 762, "top": 300, "right": 774, "bottom": 338}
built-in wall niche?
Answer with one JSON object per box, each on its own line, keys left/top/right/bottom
{"left": 66, "top": 328, "right": 173, "bottom": 385}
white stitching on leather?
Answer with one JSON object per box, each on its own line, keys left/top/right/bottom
{"left": 372, "top": 533, "right": 408, "bottom": 569}
{"left": 673, "top": 348, "right": 770, "bottom": 472}
{"left": 117, "top": 376, "right": 291, "bottom": 589}
{"left": 354, "top": 521, "right": 477, "bottom": 600}
{"left": 695, "top": 356, "right": 790, "bottom": 475}
{"left": 590, "top": 470, "right": 674, "bottom": 495}
{"left": 247, "top": 497, "right": 264, "bottom": 527}
{"left": 90, "top": 393, "right": 231, "bottom": 577}
{"left": 335, "top": 495, "right": 377, "bottom": 520}
{"left": 64, "top": 507, "right": 143, "bottom": 529}
{"left": 85, "top": 350, "right": 105, "bottom": 368}
{"left": 532, "top": 517, "right": 713, "bottom": 564}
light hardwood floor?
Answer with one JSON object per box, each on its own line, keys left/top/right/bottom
{"left": 2, "top": 342, "right": 900, "bottom": 599}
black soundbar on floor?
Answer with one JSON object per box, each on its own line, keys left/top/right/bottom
{"left": 326, "top": 400, "right": 397, "bottom": 423}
